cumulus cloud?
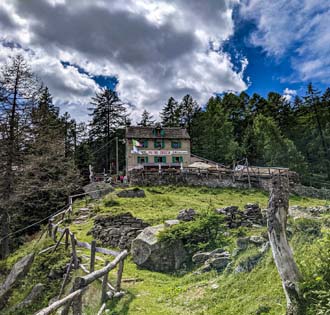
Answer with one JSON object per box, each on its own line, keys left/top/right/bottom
{"left": 240, "top": 0, "right": 330, "bottom": 83}
{"left": 0, "top": 0, "right": 248, "bottom": 121}
{"left": 283, "top": 88, "right": 297, "bottom": 101}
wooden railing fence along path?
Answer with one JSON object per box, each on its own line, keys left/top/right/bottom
{"left": 34, "top": 189, "right": 128, "bottom": 315}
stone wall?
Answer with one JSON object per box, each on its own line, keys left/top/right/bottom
{"left": 130, "top": 172, "right": 329, "bottom": 199}
{"left": 89, "top": 212, "right": 149, "bottom": 250}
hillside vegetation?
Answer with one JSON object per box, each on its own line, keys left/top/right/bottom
{"left": 1, "top": 186, "right": 330, "bottom": 315}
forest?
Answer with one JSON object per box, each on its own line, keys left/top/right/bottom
{"left": 1, "top": 54, "right": 330, "bottom": 259}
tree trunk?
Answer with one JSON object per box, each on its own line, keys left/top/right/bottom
{"left": 267, "top": 176, "right": 305, "bottom": 315}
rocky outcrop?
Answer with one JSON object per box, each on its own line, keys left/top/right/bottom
{"left": 193, "top": 249, "right": 231, "bottom": 273}
{"left": 83, "top": 182, "right": 113, "bottom": 199}
{"left": 90, "top": 212, "right": 149, "bottom": 249}
{"left": 215, "top": 203, "right": 265, "bottom": 228}
{"left": 14, "top": 283, "right": 45, "bottom": 310}
{"left": 117, "top": 188, "right": 145, "bottom": 198}
{"left": 0, "top": 253, "right": 35, "bottom": 309}
{"left": 177, "top": 208, "right": 197, "bottom": 221}
{"left": 131, "top": 224, "right": 187, "bottom": 272}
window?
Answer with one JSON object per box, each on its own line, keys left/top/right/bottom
{"left": 172, "top": 156, "right": 183, "bottom": 163}
{"left": 152, "top": 128, "right": 165, "bottom": 136}
{"left": 137, "top": 156, "right": 148, "bottom": 164}
{"left": 140, "top": 139, "right": 148, "bottom": 148}
{"left": 171, "top": 141, "right": 181, "bottom": 149}
{"left": 154, "top": 139, "right": 165, "bottom": 148}
{"left": 154, "top": 156, "right": 166, "bottom": 163}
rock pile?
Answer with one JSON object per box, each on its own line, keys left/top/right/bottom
{"left": 215, "top": 203, "right": 265, "bottom": 228}
{"left": 90, "top": 212, "right": 149, "bottom": 249}
{"left": 177, "top": 208, "right": 197, "bottom": 221}
{"left": 117, "top": 188, "right": 145, "bottom": 198}
{"left": 192, "top": 248, "right": 231, "bottom": 273}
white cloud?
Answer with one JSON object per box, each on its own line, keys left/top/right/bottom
{"left": 0, "top": 0, "right": 248, "bottom": 121}
{"left": 283, "top": 88, "right": 297, "bottom": 101}
{"left": 240, "top": 0, "right": 330, "bottom": 83}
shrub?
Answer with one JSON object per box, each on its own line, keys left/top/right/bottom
{"left": 158, "top": 211, "right": 227, "bottom": 254}
{"left": 104, "top": 198, "right": 120, "bottom": 207}
{"left": 292, "top": 218, "right": 322, "bottom": 237}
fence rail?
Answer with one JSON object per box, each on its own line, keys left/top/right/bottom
{"left": 34, "top": 191, "right": 127, "bottom": 315}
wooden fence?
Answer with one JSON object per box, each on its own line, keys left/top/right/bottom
{"left": 34, "top": 191, "right": 127, "bottom": 315}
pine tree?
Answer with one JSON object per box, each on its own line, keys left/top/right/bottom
{"left": 138, "top": 109, "right": 155, "bottom": 126}
{"left": 15, "top": 87, "right": 81, "bottom": 230}
{"left": 178, "top": 94, "right": 200, "bottom": 135}
{"left": 89, "top": 88, "right": 128, "bottom": 172}
{"left": 0, "top": 55, "right": 39, "bottom": 258}
{"left": 160, "top": 97, "right": 180, "bottom": 127}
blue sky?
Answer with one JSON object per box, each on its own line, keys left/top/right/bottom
{"left": 0, "top": 0, "right": 329, "bottom": 120}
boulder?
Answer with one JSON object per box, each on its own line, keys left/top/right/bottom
{"left": 117, "top": 188, "right": 145, "bottom": 198}
{"left": 208, "top": 256, "right": 231, "bottom": 272}
{"left": 83, "top": 182, "right": 113, "bottom": 199}
{"left": 192, "top": 252, "right": 211, "bottom": 265}
{"left": 164, "top": 219, "right": 180, "bottom": 227}
{"left": 131, "top": 225, "right": 187, "bottom": 272}
{"left": 15, "top": 283, "right": 45, "bottom": 309}
{"left": 0, "top": 253, "right": 35, "bottom": 309}
{"left": 177, "top": 208, "right": 197, "bottom": 221}
{"left": 249, "top": 235, "right": 266, "bottom": 246}
{"left": 234, "top": 253, "right": 263, "bottom": 273}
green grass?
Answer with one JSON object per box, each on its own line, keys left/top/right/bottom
{"left": 1, "top": 186, "right": 328, "bottom": 315}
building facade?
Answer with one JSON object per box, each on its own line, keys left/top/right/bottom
{"left": 126, "top": 126, "right": 191, "bottom": 172}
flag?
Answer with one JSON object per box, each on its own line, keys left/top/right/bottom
{"left": 132, "top": 146, "right": 142, "bottom": 154}
{"left": 132, "top": 139, "right": 142, "bottom": 147}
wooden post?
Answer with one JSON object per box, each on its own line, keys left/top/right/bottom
{"left": 65, "top": 228, "right": 69, "bottom": 250}
{"left": 52, "top": 225, "right": 58, "bottom": 242}
{"left": 246, "top": 158, "right": 251, "bottom": 189}
{"left": 116, "top": 259, "right": 124, "bottom": 292}
{"left": 267, "top": 176, "right": 304, "bottom": 315}
{"left": 90, "top": 240, "right": 96, "bottom": 273}
{"left": 58, "top": 257, "right": 74, "bottom": 299}
{"left": 70, "top": 233, "right": 79, "bottom": 269}
{"left": 71, "top": 278, "right": 83, "bottom": 315}
{"left": 52, "top": 229, "right": 67, "bottom": 253}
{"left": 101, "top": 261, "right": 109, "bottom": 303}
{"left": 48, "top": 219, "right": 53, "bottom": 237}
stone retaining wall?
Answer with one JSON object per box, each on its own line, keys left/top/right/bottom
{"left": 90, "top": 212, "right": 149, "bottom": 250}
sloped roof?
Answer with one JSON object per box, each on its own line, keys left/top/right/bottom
{"left": 126, "top": 126, "right": 190, "bottom": 139}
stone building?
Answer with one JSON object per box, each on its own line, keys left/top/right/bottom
{"left": 125, "top": 125, "right": 191, "bottom": 172}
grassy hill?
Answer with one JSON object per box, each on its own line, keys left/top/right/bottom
{"left": 1, "top": 186, "right": 330, "bottom": 315}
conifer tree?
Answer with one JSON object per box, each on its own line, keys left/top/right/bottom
{"left": 178, "top": 94, "right": 200, "bottom": 134}
{"left": 138, "top": 109, "right": 155, "bottom": 126}
{"left": 0, "top": 55, "right": 39, "bottom": 258}
{"left": 160, "top": 97, "right": 180, "bottom": 127}
{"left": 89, "top": 88, "right": 128, "bottom": 172}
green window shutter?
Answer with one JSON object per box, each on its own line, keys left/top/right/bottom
{"left": 162, "top": 139, "right": 165, "bottom": 148}
{"left": 178, "top": 141, "right": 182, "bottom": 148}
{"left": 160, "top": 129, "right": 165, "bottom": 136}
{"left": 162, "top": 156, "right": 166, "bottom": 163}
{"left": 145, "top": 140, "right": 148, "bottom": 148}
{"left": 179, "top": 156, "right": 183, "bottom": 162}
{"left": 172, "top": 156, "right": 176, "bottom": 163}
{"left": 171, "top": 141, "right": 174, "bottom": 148}
{"left": 154, "top": 140, "right": 157, "bottom": 148}
{"left": 137, "top": 157, "right": 141, "bottom": 163}
{"left": 145, "top": 156, "right": 149, "bottom": 163}
{"left": 154, "top": 156, "right": 158, "bottom": 163}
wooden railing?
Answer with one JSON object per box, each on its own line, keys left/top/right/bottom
{"left": 34, "top": 191, "right": 127, "bottom": 315}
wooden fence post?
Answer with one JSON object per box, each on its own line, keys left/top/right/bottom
{"left": 52, "top": 225, "right": 58, "bottom": 242}
{"left": 48, "top": 219, "right": 53, "bottom": 237}
{"left": 70, "top": 233, "right": 79, "bottom": 269}
{"left": 58, "top": 257, "right": 73, "bottom": 299}
{"left": 72, "top": 278, "right": 83, "bottom": 315}
{"left": 116, "top": 259, "right": 124, "bottom": 292}
{"left": 101, "top": 261, "right": 109, "bottom": 303}
{"left": 52, "top": 229, "right": 66, "bottom": 253}
{"left": 90, "top": 240, "right": 96, "bottom": 273}
{"left": 65, "top": 228, "right": 69, "bottom": 250}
